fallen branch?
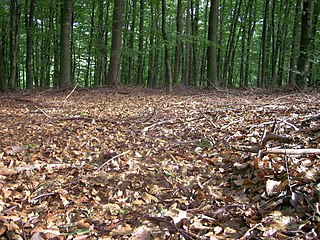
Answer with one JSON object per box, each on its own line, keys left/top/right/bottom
{"left": 59, "top": 116, "right": 119, "bottom": 124}
{"left": 142, "top": 119, "right": 178, "bottom": 132}
{"left": 234, "top": 145, "right": 320, "bottom": 155}
{"left": 34, "top": 104, "right": 52, "bottom": 119}
{"left": 260, "top": 132, "right": 292, "bottom": 149}
{"left": 94, "top": 150, "right": 131, "bottom": 174}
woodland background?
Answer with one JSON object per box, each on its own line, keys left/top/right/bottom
{"left": 0, "top": 0, "right": 320, "bottom": 239}
{"left": 0, "top": 0, "right": 319, "bottom": 91}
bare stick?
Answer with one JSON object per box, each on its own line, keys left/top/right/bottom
{"left": 65, "top": 84, "right": 78, "bottom": 100}
{"left": 234, "top": 146, "right": 320, "bottom": 155}
{"left": 34, "top": 104, "right": 52, "bottom": 119}
{"left": 94, "top": 150, "right": 131, "bottom": 174}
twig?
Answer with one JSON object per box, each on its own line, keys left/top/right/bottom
{"left": 34, "top": 104, "right": 52, "bottom": 119}
{"left": 221, "top": 119, "right": 243, "bottom": 130}
{"left": 59, "top": 116, "right": 119, "bottom": 124}
{"left": 144, "top": 216, "right": 196, "bottom": 240}
{"left": 61, "top": 84, "right": 78, "bottom": 108}
{"left": 65, "top": 84, "right": 78, "bottom": 101}
{"left": 239, "top": 223, "right": 262, "bottom": 240}
{"left": 142, "top": 119, "right": 176, "bottom": 132}
{"left": 94, "top": 150, "right": 131, "bottom": 174}
{"left": 260, "top": 132, "right": 292, "bottom": 149}
{"left": 234, "top": 146, "right": 320, "bottom": 155}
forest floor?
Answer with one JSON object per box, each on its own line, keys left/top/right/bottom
{"left": 0, "top": 86, "right": 319, "bottom": 240}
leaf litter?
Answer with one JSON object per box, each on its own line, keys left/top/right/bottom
{"left": 0, "top": 87, "right": 319, "bottom": 239}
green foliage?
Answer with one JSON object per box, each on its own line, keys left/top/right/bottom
{"left": 0, "top": 0, "right": 319, "bottom": 90}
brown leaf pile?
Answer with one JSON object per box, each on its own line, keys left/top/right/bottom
{"left": 0, "top": 87, "right": 319, "bottom": 239}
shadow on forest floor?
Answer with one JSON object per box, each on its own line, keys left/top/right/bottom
{"left": 0, "top": 86, "right": 319, "bottom": 239}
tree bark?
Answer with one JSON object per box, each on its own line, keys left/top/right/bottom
{"left": 207, "top": 0, "right": 219, "bottom": 88}
{"left": 127, "top": 0, "right": 137, "bottom": 84}
{"left": 107, "top": 0, "right": 123, "bottom": 86}
{"left": 0, "top": 13, "right": 7, "bottom": 91}
{"left": 161, "top": 0, "right": 173, "bottom": 91}
{"left": 183, "top": 0, "right": 191, "bottom": 86}
{"left": 84, "top": 1, "right": 95, "bottom": 87}
{"left": 60, "top": 0, "right": 73, "bottom": 88}
{"left": 25, "top": 0, "right": 35, "bottom": 89}
{"left": 296, "top": 0, "right": 314, "bottom": 89}
{"left": 137, "top": 0, "right": 144, "bottom": 85}
{"left": 9, "top": 0, "right": 20, "bottom": 90}
{"left": 173, "top": 0, "right": 182, "bottom": 84}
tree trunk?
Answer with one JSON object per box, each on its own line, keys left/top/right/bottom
{"left": 84, "top": 1, "right": 95, "bottom": 87}
{"left": 0, "top": 12, "right": 8, "bottom": 91}
{"left": 173, "top": 0, "right": 182, "bottom": 84}
{"left": 107, "top": 0, "right": 123, "bottom": 86}
{"left": 289, "top": 0, "right": 302, "bottom": 87}
{"left": 25, "top": 0, "right": 35, "bottom": 89}
{"left": 183, "top": 0, "right": 191, "bottom": 86}
{"left": 148, "top": 2, "right": 156, "bottom": 88}
{"left": 207, "top": 0, "right": 219, "bottom": 88}
{"left": 296, "top": 0, "right": 314, "bottom": 88}
{"left": 127, "top": 0, "right": 137, "bottom": 84}
{"left": 60, "top": 0, "right": 73, "bottom": 88}
{"left": 9, "top": 0, "right": 20, "bottom": 90}
{"left": 161, "top": 0, "right": 172, "bottom": 91}
{"left": 191, "top": 0, "right": 200, "bottom": 86}
{"left": 259, "top": 0, "right": 270, "bottom": 88}
{"left": 137, "top": 0, "right": 144, "bottom": 85}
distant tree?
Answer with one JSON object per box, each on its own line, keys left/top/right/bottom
{"left": 94, "top": 0, "right": 109, "bottom": 86}
{"left": 147, "top": 2, "right": 158, "bottom": 88}
{"left": 137, "top": 0, "right": 145, "bottom": 85}
{"left": 25, "top": 0, "right": 35, "bottom": 89}
{"left": 9, "top": 0, "right": 20, "bottom": 90}
{"left": 60, "top": 0, "right": 73, "bottom": 88}
{"left": 0, "top": 4, "right": 7, "bottom": 91}
{"left": 127, "top": 0, "right": 137, "bottom": 84}
{"left": 289, "top": 0, "right": 302, "bottom": 87}
{"left": 107, "top": 0, "right": 123, "bottom": 86}
{"left": 207, "top": 0, "right": 219, "bottom": 87}
{"left": 84, "top": 1, "right": 95, "bottom": 87}
{"left": 183, "top": 0, "right": 191, "bottom": 86}
{"left": 296, "top": 0, "right": 315, "bottom": 88}
{"left": 259, "top": 0, "right": 270, "bottom": 88}
{"left": 173, "top": 0, "right": 182, "bottom": 84}
{"left": 161, "top": 0, "right": 173, "bottom": 91}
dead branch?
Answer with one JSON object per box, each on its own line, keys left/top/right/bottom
{"left": 94, "top": 150, "right": 131, "bottom": 174}
{"left": 260, "top": 132, "right": 292, "bottom": 149}
{"left": 59, "top": 116, "right": 119, "bottom": 124}
{"left": 234, "top": 145, "right": 320, "bottom": 155}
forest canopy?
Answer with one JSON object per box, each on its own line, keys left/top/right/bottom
{"left": 0, "top": 0, "right": 319, "bottom": 90}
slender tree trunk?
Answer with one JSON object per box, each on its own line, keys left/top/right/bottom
{"left": 9, "top": 0, "right": 20, "bottom": 90}
{"left": 289, "top": 0, "right": 302, "bottom": 87}
{"left": 191, "top": 0, "right": 200, "bottom": 86}
{"left": 223, "top": 0, "right": 242, "bottom": 86}
{"left": 127, "top": 0, "right": 137, "bottom": 84}
{"left": 0, "top": 29, "right": 6, "bottom": 91}
{"left": 260, "top": 0, "right": 269, "bottom": 88}
{"left": 161, "top": 0, "right": 172, "bottom": 91}
{"left": 173, "top": 0, "right": 182, "bottom": 84}
{"left": 60, "top": 0, "right": 73, "bottom": 88}
{"left": 94, "top": 0, "right": 108, "bottom": 86}
{"left": 25, "top": 0, "right": 35, "bottom": 89}
{"left": 183, "top": 0, "right": 191, "bottom": 85}
{"left": 107, "top": 0, "right": 123, "bottom": 86}
{"left": 137, "top": 0, "right": 144, "bottom": 85}
{"left": 0, "top": 6, "right": 8, "bottom": 91}
{"left": 84, "top": 1, "right": 95, "bottom": 87}
{"left": 207, "top": 0, "right": 219, "bottom": 88}
{"left": 148, "top": 2, "right": 156, "bottom": 88}
{"left": 296, "top": 0, "right": 314, "bottom": 88}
